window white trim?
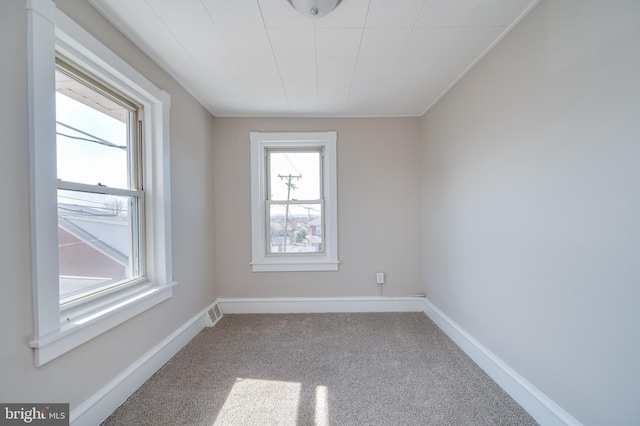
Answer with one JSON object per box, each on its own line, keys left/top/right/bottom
{"left": 250, "top": 131, "right": 339, "bottom": 272}
{"left": 26, "top": 0, "right": 174, "bottom": 366}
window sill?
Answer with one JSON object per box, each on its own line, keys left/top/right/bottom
{"left": 29, "top": 281, "right": 176, "bottom": 367}
{"left": 251, "top": 259, "right": 339, "bottom": 272}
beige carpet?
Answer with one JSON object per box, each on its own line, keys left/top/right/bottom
{"left": 102, "top": 312, "right": 537, "bottom": 425}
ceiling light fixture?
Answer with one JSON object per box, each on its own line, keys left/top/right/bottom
{"left": 287, "top": 0, "right": 342, "bottom": 18}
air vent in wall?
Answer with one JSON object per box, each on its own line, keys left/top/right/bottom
{"left": 205, "top": 302, "right": 223, "bottom": 327}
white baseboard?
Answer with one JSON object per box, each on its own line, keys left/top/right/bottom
{"left": 70, "top": 300, "right": 219, "bottom": 426}
{"left": 421, "top": 298, "right": 581, "bottom": 426}
{"left": 218, "top": 296, "right": 425, "bottom": 314}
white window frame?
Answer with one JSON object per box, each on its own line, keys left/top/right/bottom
{"left": 26, "top": 0, "right": 174, "bottom": 367}
{"left": 250, "top": 131, "right": 339, "bottom": 272}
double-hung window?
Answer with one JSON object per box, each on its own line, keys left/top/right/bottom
{"left": 27, "top": 2, "right": 173, "bottom": 366}
{"left": 56, "top": 58, "right": 145, "bottom": 308}
{"left": 250, "top": 132, "right": 338, "bottom": 272}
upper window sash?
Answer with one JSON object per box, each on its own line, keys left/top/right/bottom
{"left": 266, "top": 148, "right": 323, "bottom": 202}
{"left": 55, "top": 57, "right": 143, "bottom": 192}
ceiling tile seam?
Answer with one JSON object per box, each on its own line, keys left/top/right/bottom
{"left": 100, "top": 0, "right": 213, "bottom": 110}
{"left": 344, "top": 0, "right": 372, "bottom": 111}
{"left": 463, "top": 0, "right": 488, "bottom": 27}
{"left": 351, "top": 0, "right": 427, "bottom": 114}
{"left": 259, "top": 0, "right": 295, "bottom": 114}
{"left": 418, "top": 0, "right": 543, "bottom": 117}
{"left": 354, "top": 1, "right": 422, "bottom": 114}
{"left": 141, "top": 0, "right": 171, "bottom": 30}
{"left": 167, "top": 1, "right": 229, "bottom": 80}
{"left": 158, "top": 0, "right": 251, "bottom": 108}
{"left": 411, "top": 0, "right": 430, "bottom": 29}
{"left": 138, "top": 0, "right": 213, "bottom": 81}
{"left": 393, "top": 0, "right": 429, "bottom": 70}
{"left": 409, "top": 25, "right": 506, "bottom": 29}
{"left": 196, "top": 0, "right": 284, "bottom": 110}
{"left": 313, "top": 18, "right": 320, "bottom": 111}
{"left": 88, "top": 0, "right": 219, "bottom": 117}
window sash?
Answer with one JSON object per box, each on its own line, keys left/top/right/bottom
{"left": 55, "top": 57, "right": 143, "bottom": 192}
{"left": 266, "top": 147, "right": 323, "bottom": 203}
{"left": 265, "top": 147, "right": 324, "bottom": 256}
{"left": 55, "top": 59, "right": 146, "bottom": 308}
{"left": 57, "top": 186, "right": 145, "bottom": 308}
{"left": 265, "top": 200, "right": 325, "bottom": 255}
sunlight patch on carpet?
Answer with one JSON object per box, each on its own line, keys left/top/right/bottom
{"left": 314, "top": 385, "right": 329, "bottom": 426}
{"left": 213, "top": 378, "right": 301, "bottom": 425}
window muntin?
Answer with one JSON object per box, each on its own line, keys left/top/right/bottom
{"left": 266, "top": 149, "right": 323, "bottom": 254}
{"left": 55, "top": 59, "right": 144, "bottom": 308}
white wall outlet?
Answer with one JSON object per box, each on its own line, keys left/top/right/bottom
{"left": 376, "top": 272, "right": 385, "bottom": 284}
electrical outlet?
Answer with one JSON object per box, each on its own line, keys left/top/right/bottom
{"left": 376, "top": 272, "right": 385, "bottom": 284}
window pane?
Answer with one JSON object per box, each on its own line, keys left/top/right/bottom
{"left": 269, "top": 151, "right": 320, "bottom": 201}
{"left": 268, "top": 203, "right": 322, "bottom": 253}
{"left": 55, "top": 70, "right": 130, "bottom": 189}
{"left": 58, "top": 189, "right": 140, "bottom": 301}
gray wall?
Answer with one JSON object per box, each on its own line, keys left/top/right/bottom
{"left": 0, "top": 0, "right": 216, "bottom": 409}
{"left": 420, "top": 0, "right": 640, "bottom": 424}
{"left": 213, "top": 117, "right": 423, "bottom": 298}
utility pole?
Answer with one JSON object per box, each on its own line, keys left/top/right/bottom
{"left": 300, "top": 205, "right": 315, "bottom": 220}
{"left": 279, "top": 174, "right": 301, "bottom": 252}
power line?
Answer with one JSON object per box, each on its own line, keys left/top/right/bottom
{"left": 56, "top": 121, "right": 127, "bottom": 150}
{"left": 283, "top": 153, "right": 301, "bottom": 177}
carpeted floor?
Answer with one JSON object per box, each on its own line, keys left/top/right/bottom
{"left": 102, "top": 312, "right": 538, "bottom": 425}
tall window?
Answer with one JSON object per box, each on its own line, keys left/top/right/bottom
{"left": 56, "top": 58, "right": 144, "bottom": 308}
{"left": 27, "top": 2, "right": 173, "bottom": 366}
{"left": 250, "top": 132, "right": 338, "bottom": 272}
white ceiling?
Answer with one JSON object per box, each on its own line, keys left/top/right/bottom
{"left": 89, "top": 0, "right": 539, "bottom": 117}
